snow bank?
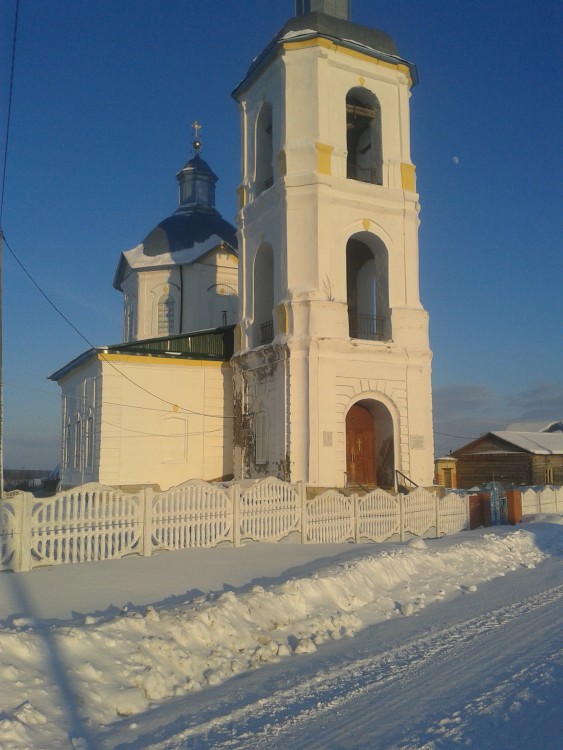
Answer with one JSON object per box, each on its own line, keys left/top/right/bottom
{"left": 0, "top": 525, "right": 561, "bottom": 749}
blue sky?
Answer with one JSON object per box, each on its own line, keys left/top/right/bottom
{"left": 0, "top": 0, "right": 561, "bottom": 469}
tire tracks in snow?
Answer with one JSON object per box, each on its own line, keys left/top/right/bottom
{"left": 143, "top": 582, "right": 563, "bottom": 749}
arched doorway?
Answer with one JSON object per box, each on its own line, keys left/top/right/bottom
{"left": 346, "top": 400, "right": 395, "bottom": 488}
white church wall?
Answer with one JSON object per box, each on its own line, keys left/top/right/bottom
{"left": 121, "top": 252, "right": 238, "bottom": 341}
{"left": 58, "top": 358, "right": 102, "bottom": 489}
{"left": 57, "top": 354, "right": 233, "bottom": 491}
{"left": 97, "top": 355, "right": 233, "bottom": 490}
{"left": 180, "top": 251, "right": 238, "bottom": 332}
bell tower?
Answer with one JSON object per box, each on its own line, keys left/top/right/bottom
{"left": 231, "top": 2, "right": 434, "bottom": 488}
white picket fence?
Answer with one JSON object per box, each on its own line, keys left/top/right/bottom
{"left": 0, "top": 479, "right": 470, "bottom": 573}
{"left": 521, "top": 485, "right": 563, "bottom": 515}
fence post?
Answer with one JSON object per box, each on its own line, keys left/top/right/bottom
{"left": 506, "top": 489, "right": 522, "bottom": 525}
{"left": 142, "top": 487, "right": 153, "bottom": 557}
{"left": 299, "top": 481, "right": 307, "bottom": 544}
{"left": 353, "top": 493, "right": 359, "bottom": 543}
{"left": 231, "top": 483, "right": 241, "bottom": 547}
{"left": 465, "top": 493, "right": 470, "bottom": 531}
{"left": 13, "top": 491, "right": 33, "bottom": 573}
{"left": 399, "top": 493, "right": 405, "bottom": 542}
{"left": 435, "top": 491, "right": 440, "bottom": 538}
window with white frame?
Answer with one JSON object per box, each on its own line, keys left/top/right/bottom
{"left": 63, "top": 415, "right": 71, "bottom": 469}
{"left": 124, "top": 294, "right": 137, "bottom": 342}
{"left": 85, "top": 408, "right": 94, "bottom": 468}
{"left": 157, "top": 294, "right": 175, "bottom": 335}
{"left": 74, "top": 414, "right": 82, "bottom": 469}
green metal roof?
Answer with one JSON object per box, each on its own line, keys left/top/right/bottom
{"left": 106, "top": 326, "right": 235, "bottom": 361}
{"left": 49, "top": 326, "right": 235, "bottom": 382}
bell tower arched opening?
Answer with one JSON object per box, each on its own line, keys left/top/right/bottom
{"left": 253, "top": 243, "right": 274, "bottom": 346}
{"left": 346, "top": 400, "right": 395, "bottom": 488}
{"left": 255, "top": 102, "right": 274, "bottom": 196}
{"left": 346, "top": 87, "right": 382, "bottom": 185}
{"left": 346, "top": 233, "right": 390, "bottom": 341}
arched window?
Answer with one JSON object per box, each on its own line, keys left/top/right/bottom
{"left": 346, "top": 88, "right": 382, "bottom": 185}
{"left": 124, "top": 294, "right": 136, "bottom": 342}
{"left": 253, "top": 243, "right": 275, "bottom": 346}
{"left": 157, "top": 294, "right": 175, "bottom": 335}
{"left": 63, "top": 416, "right": 71, "bottom": 469}
{"left": 74, "top": 414, "right": 82, "bottom": 469}
{"left": 85, "top": 409, "right": 94, "bottom": 468}
{"left": 346, "top": 234, "right": 390, "bottom": 340}
{"left": 255, "top": 102, "right": 274, "bottom": 196}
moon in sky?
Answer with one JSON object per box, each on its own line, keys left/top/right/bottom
{"left": 452, "top": 156, "right": 460, "bottom": 164}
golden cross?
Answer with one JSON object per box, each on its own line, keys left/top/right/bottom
{"left": 192, "top": 120, "right": 202, "bottom": 139}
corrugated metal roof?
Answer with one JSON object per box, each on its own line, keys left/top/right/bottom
{"left": 106, "top": 327, "right": 234, "bottom": 361}
{"left": 49, "top": 327, "right": 235, "bottom": 382}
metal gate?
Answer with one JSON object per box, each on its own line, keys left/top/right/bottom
{"left": 487, "top": 482, "right": 508, "bottom": 525}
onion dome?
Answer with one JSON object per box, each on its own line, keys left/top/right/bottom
{"left": 114, "top": 127, "right": 237, "bottom": 290}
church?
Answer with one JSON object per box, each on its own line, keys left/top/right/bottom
{"left": 50, "top": 0, "right": 435, "bottom": 492}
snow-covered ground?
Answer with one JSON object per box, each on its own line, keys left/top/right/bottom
{"left": 0, "top": 517, "right": 561, "bottom": 749}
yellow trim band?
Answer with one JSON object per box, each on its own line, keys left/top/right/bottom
{"left": 316, "top": 142, "right": 334, "bottom": 175}
{"left": 276, "top": 303, "right": 289, "bottom": 335}
{"left": 401, "top": 163, "right": 416, "bottom": 192}
{"left": 99, "top": 353, "right": 230, "bottom": 369}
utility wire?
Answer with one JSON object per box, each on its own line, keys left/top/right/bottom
{"left": 2, "top": 233, "right": 236, "bottom": 420}
{"left": 5, "top": 382, "right": 230, "bottom": 421}
{"left": 1, "top": 0, "right": 20, "bottom": 498}
{"left": 101, "top": 420, "right": 224, "bottom": 438}
{"left": 0, "top": 0, "right": 19, "bottom": 225}
{"left": 435, "top": 430, "right": 476, "bottom": 440}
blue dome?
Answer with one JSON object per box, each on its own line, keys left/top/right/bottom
{"left": 114, "top": 147, "right": 237, "bottom": 290}
{"left": 141, "top": 208, "right": 237, "bottom": 257}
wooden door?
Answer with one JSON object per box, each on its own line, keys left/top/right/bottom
{"left": 346, "top": 404, "right": 375, "bottom": 485}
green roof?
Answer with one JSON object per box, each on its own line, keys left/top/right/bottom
{"left": 106, "top": 326, "right": 234, "bottom": 360}
{"left": 49, "top": 326, "right": 234, "bottom": 382}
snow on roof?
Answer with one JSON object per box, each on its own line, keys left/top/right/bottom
{"left": 280, "top": 28, "right": 318, "bottom": 40}
{"left": 122, "top": 233, "right": 229, "bottom": 271}
{"left": 491, "top": 431, "right": 563, "bottom": 455}
{"left": 505, "top": 420, "right": 563, "bottom": 433}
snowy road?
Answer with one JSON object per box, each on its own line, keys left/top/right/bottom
{"left": 1, "top": 523, "right": 562, "bottom": 749}
{"left": 99, "top": 551, "right": 563, "bottom": 750}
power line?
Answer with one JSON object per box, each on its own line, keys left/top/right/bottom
{"left": 0, "top": 0, "right": 20, "bottom": 497}
{"left": 435, "top": 430, "right": 476, "bottom": 440}
{"left": 4, "top": 382, "right": 230, "bottom": 421}
{"left": 2, "top": 232, "right": 237, "bottom": 420}
{"left": 101, "top": 420, "right": 224, "bottom": 438}
{"left": 0, "top": 0, "right": 19, "bottom": 225}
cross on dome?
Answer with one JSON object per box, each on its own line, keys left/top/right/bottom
{"left": 192, "top": 120, "right": 202, "bottom": 152}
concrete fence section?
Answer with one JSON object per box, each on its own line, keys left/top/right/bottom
{"left": 0, "top": 478, "right": 483, "bottom": 573}
{"left": 521, "top": 486, "right": 563, "bottom": 516}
